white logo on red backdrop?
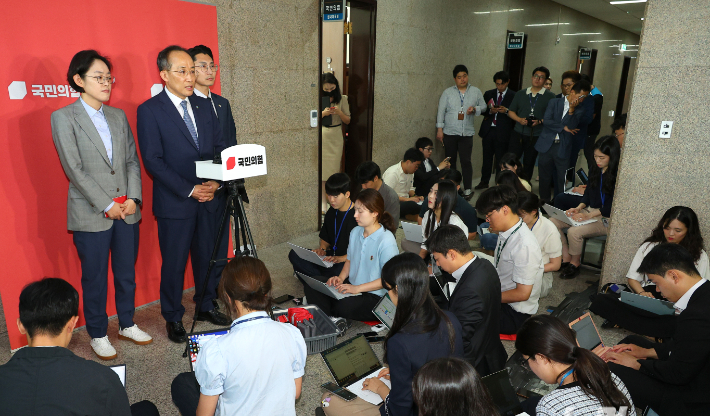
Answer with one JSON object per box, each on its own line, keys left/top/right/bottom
{"left": 7, "top": 81, "right": 80, "bottom": 99}
{"left": 8, "top": 81, "right": 27, "bottom": 99}
{"left": 151, "top": 84, "right": 164, "bottom": 97}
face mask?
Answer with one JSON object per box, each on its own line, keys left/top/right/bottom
{"left": 323, "top": 90, "right": 334, "bottom": 97}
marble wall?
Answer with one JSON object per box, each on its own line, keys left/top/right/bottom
{"left": 601, "top": 0, "right": 710, "bottom": 284}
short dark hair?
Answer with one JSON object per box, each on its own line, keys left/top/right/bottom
{"left": 498, "top": 153, "right": 523, "bottom": 176}
{"left": 403, "top": 148, "right": 425, "bottom": 163}
{"left": 444, "top": 168, "right": 462, "bottom": 186}
{"left": 157, "top": 45, "right": 188, "bottom": 72}
{"left": 637, "top": 243, "right": 701, "bottom": 278}
{"left": 67, "top": 50, "right": 112, "bottom": 94}
{"left": 19, "top": 278, "right": 79, "bottom": 338}
{"left": 560, "top": 70, "right": 581, "bottom": 83}
{"left": 580, "top": 73, "right": 592, "bottom": 83}
{"left": 355, "top": 161, "right": 381, "bottom": 184}
{"left": 532, "top": 66, "right": 550, "bottom": 79}
{"left": 187, "top": 44, "right": 214, "bottom": 61}
{"left": 475, "top": 185, "right": 518, "bottom": 215}
{"left": 495, "top": 170, "right": 526, "bottom": 192}
{"left": 325, "top": 173, "right": 351, "bottom": 196}
{"left": 571, "top": 80, "right": 592, "bottom": 94}
{"left": 517, "top": 191, "right": 542, "bottom": 216}
{"left": 453, "top": 65, "right": 468, "bottom": 78}
{"left": 493, "top": 71, "right": 510, "bottom": 83}
{"left": 611, "top": 113, "right": 627, "bottom": 131}
{"left": 426, "top": 224, "right": 471, "bottom": 256}
{"left": 416, "top": 137, "right": 434, "bottom": 150}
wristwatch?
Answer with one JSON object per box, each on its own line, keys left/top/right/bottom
{"left": 131, "top": 198, "right": 141, "bottom": 206}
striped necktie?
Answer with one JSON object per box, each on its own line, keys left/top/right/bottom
{"left": 181, "top": 100, "right": 199, "bottom": 150}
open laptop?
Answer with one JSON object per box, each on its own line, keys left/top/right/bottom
{"left": 288, "top": 243, "right": 334, "bottom": 268}
{"left": 321, "top": 334, "right": 392, "bottom": 405}
{"left": 543, "top": 204, "right": 598, "bottom": 227}
{"left": 576, "top": 168, "right": 588, "bottom": 185}
{"left": 619, "top": 291, "right": 675, "bottom": 316}
{"left": 187, "top": 327, "right": 231, "bottom": 370}
{"left": 481, "top": 370, "right": 526, "bottom": 416}
{"left": 563, "top": 167, "right": 583, "bottom": 196}
{"left": 569, "top": 312, "right": 611, "bottom": 358}
{"left": 401, "top": 221, "right": 424, "bottom": 244}
{"left": 296, "top": 271, "right": 361, "bottom": 300}
{"left": 372, "top": 293, "right": 396, "bottom": 329}
{"left": 110, "top": 364, "right": 126, "bottom": 388}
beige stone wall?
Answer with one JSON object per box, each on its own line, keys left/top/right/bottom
{"left": 601, "top": 0, "right": 710, "bottom": 284}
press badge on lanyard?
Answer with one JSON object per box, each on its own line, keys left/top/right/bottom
{"left": 458, "top": 90, "right": 465, "bottom": 120}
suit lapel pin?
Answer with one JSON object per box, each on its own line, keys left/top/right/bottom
{"left": 219, "top": 104, "right": 222, "bottom": 107}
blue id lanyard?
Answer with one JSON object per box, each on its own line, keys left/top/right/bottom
{"left": 333, "top": 202, "right": 352, "bottom": 251}
{"left": 559, "top": 369, "right": 574, "bottom": 386}
{"left": 230, "top": 316, "right": 268, "bottom": 330}
{"left": 527, "top": 92, "right": 540, "bottom": 116}
{"left": 600, "top": 173, "right": 606, "bottom": 207}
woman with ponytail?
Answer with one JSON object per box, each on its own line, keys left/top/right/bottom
{"left": 515, "top": 315, "right": 636, "bottom": 416}
{"left": 305, "top": 188, "right": 399, "bottom": 321}
{"left": 171, "top": 256, "right": 307, "bottom": 416}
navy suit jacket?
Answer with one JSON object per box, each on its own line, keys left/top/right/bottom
{"left": 478, "top": 88, "right": 516, "bottom": 138}
{"left": 535, "top": 97, "right": 587, "bottom": 157}
{"left": 211, "top": 92, "right": 238, "bottom": 148}
{"left": 136, "top": 90, "right": 225, "bottom": 219}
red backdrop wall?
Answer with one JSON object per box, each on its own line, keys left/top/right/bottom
{"left": 1, "top": 0, "right": 220, "bottom": 350}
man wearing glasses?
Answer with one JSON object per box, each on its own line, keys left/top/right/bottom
{"left": 137, "top": 45, "right": 230, "bottom": 344}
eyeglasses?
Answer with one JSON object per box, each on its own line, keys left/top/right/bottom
{"left": 484, "top": 209, "right": 500, "bottom": 221}
{"left": 86, "top": 75, "right": 115, "bottom": 85}
{"left": 562, "top": 83, "right": 574, "bottom": 88}
{"left": 169, "top": 69, "right": 196, "bottom": 77}
{"left": 532, "top": 75, "right": 546, "bottom": 80}
{"left": 196, "top": 64, "right": 219, "bottom": 73}
{"left": 614, "top": 132, "right": 625, "bottom": 138}
{"left": 423, "top": 147, "right": 434, "bottom": 151}
{"left": 522, "top": 356, "right": 532, "bottom": 369}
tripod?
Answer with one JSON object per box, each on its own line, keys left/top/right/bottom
{"left": 182, "top": 179, "right": 256, "bottom": 358}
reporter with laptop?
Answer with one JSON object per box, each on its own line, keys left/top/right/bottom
{"left": 550, "top": 135, "right": 620, "bottom": 279}
{"left": 171, "top": 256, "right": 307, "bottom": 416}
{"left": 288, "top": 173, "right": 356, "bottom": 280}
{"left": 515, "top": 315, "right": 636, "bottom": 416}
{"left": 322, "top": 253, "right": 463, "bottom": 416}
{"left": 590, "top": 206, "right": 708, "bottom": 337}
{"left": 304, "top": 189, "right": 399, "bottom": 321}
{"left": 604, "top": 244, "right": 710, "bottom": 416}
{"left": 415, "top": 169, "right": 478, "bottom": 240}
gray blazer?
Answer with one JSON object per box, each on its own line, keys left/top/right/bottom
{"left": 51, "top": 99, "right": 142, "bottom": 232}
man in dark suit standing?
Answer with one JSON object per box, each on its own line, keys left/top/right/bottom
{"left": 137, "top": 45, "right": 230, "bottom": 343}
{"left": 605, "top": 244, "right": 710, "bottom": 416}
{"left": 534, "top": 80, "right": 590, "bottom": 202}
{"left": 476, "top": 71, "right": 516, "bottom": 190}
{"left": 426, "top": 224, "right": 508, "bottom": 377}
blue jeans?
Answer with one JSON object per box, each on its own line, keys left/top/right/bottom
{"left": 479, "top": 223, "right": 499, "bottom": 251}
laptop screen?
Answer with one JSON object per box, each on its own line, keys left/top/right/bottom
{"left": 564, "top": 167, "right": 575, "bottom": 191}
{"left": 188, "top": 328, "right": 230, "bottom": 370}
{"left": 372, "top": 294, "right": 396, "bottom": 329}
{"left": 322, "top": 335, "right": 381, "bottom": 386}
{"left": 110, "top": 364, "right": 126, "bottom": 387}
{"left": 570, "top": 314, "right": 603, "bottom": 350}
{"left": 576, "top": 169, "right": 588, "bottom": 185}
{"left": 481, "top": 370, "right": 524, "bottom": 416}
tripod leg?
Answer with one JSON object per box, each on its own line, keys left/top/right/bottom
{"left": 236, "top": 194, "right": 258, "bottom": 259}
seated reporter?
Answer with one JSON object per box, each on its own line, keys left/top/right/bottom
{"left": 516, "top": 315, "right": 635, "bottom": 416}
{"left": 0, "top": 278, "right": 158, "bottom": 416}
{"left": 171, "top": 257, "right": 307, "bottom": 416}
{"left": 499, "top": 153, "right": 532, "bottom": 191}
{"left": 417, "top": 169, "right": 477, "bottom": 239}
{"left": 413, "top": 136, "right": 450, "bottom": 197}
{"left": 550, "top": 135, "right": 619, "bottom": 279}
{"left": 590, "top": 206, "right": 708, "bottom": 338}
{"left": 478, "top": 170, "right": 529, "bottom": 251}
{"left": 604, "top": 244, "right": 710, "bottom": 416}
{"left": 322, "top": 253, "right": 463, "bottom": 416}
{"left": 288, "top": 173, "right": 356, "bottom": 279}
{"left": 382, "top": 148, "right": 425, "bottom": 221}
{"left": 306, "top": 189, "right": 399, "bottom": 321}
{"left": 412, "top": 357, "right": 499, "bottom": 416}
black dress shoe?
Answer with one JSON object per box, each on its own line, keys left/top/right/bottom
{"left": 474, "top": 182, "right": 489, "bottom": 190}
{"left": 560, "top": 262, "right": 570, "bottom": 270}
{"left": 212, "top": 299, "right": 220, "bottom": 310}
{"left": 166, "top": 321, "right": 187, "bottom": 343}
{"left": 559, "top": 264, "right": 581, "bottom": 280}
{"left": 196, "top": 308, "right": 231, "bottom": 326}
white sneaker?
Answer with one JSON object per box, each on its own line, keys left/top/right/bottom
{"left": 118, "top": 324, "right": 153, "bottom": 345}
{"left": 90, "top": 336, "right": 117, "bottom": 360}
{"left": 463, "top": 189, "right": 473, "bottom": 196}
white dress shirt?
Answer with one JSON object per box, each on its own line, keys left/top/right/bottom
{"left": 673, "top": 279, "right": 706, "bottom": 314}
{"left": 382, "top": 162, "right": 415, "bottom": 198}
{"left": 491, "top": 88, "right": 508, "bottom": 126}
{"left": 451, "top": 256, "right": 477, "bottom": 283}
{"left": 164, "top": 87, "right": 198, "bottom": 138}
{"left": 530, "top": 215, "right": 562, "bottom": 297}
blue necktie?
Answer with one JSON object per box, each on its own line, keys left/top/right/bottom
{"left": 181, "top": 100, "right": 199, "bottom": 150}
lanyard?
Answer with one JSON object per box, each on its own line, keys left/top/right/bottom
{"left": 333, "top": 202, "right": 352, "bottom": 251}
{"left": 600, "top": 172, "right": 606, "bottom": 207}
{"left": 559, "top": 369, "right": 574, "bottom": 386}
{"left": 458, "top": 86, "right": 468, "bottom": 110}
{"left": 530, "top": 217, "right": 539, "bottom": 231}
{"left": 230, "top": 316, "right": 268, "bottom": 330}
{"left": 527, "top": 92, "right": 540, "bottom": 116}
{"left": 495, "top": 221, "right": 524, "bottom": 267}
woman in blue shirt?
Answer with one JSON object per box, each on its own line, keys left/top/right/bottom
{"left": 171, "top": 257, "right": 307, "bottom": 416}
{"left": 306, "top": 188, "right": 399, "bottom": 321}
{"left": 550, "top": 135, "right": 620, "bottom": 279}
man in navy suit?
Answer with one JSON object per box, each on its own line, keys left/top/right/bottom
{"left": 534, "top": 80, "right": 591, "bottom": 202}
{"left": 137, "top": 45, "right": 230, "bottom": 343}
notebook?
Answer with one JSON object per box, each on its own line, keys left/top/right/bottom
{"left": 110, "top": 364, "right": 126, "bottom": 388}
{"left": 481, "top": 369, "right": 526, "bottom": 416}
{"left": 288, "top": 243, "right": 334, "bottom": 268}
{"left": 320, "top": 334, "right": 391, "bottom": 405}
{"left": 186, "top": 328, "right": 231, "bottom": 371}
{"left": 619, "top": 291, "right": 675, "bottom": 316}
{"left": 544, "top": 204, "right": 598, "bottom": 227}
{"left": 563, "top": 167, "right": 583, "bottom": 196}
{"left": 569, "top": 312, "right": 611, "bottom": 358}
{"left": 372, "top": 293, "right": 396, "bottom": 330}
{"left": 296, "top": 271, "right": 361, "bottom": 300}
{"left": 401, "top": 221, "right": 424, "bottom": 244}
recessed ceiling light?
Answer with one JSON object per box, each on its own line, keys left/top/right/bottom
{"left": 562, "top": 33, "right": 602, "bottom": 36}
{"left": 525, "top": 23, "right": 571, "bottom": 27}
{"left": 610, "top": 0, "right": 647, "bottom": 4}
{"left": 473, "top": 8, "right": 523, "bottom": 14}
{"left": 587, "top": 39, "right": 623, "bottom": 43}
{"left": 641, "top": 18, "right": 645, "bottom": 20}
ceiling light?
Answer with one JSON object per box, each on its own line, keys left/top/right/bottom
{"left": 562, "top": 32, "right": 602, "bottom": 36}
{"left": 609, "top": 0, "right": 647, "bottom": 4}
{"left": 473, "top": 8, "right": 523, "bottom": 14}
{"left": 587, "top": 39, "right": 623, "bottom": 43}
{"left": 525, "top": 23, "right": 570, "bottom": 27}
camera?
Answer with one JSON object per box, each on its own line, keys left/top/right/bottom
{"left": 525, "top": 116, "right": 537, "bottom": 125}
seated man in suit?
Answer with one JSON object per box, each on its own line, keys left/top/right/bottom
{"left": 426, "top": 224, "right": 508, "bottom": 377}
{"left": 605, "top": 243, "right": 710, "bottom": 416}
{"left": 382, "top": 148, "right": 425, "bottom": 221}
{"left": 355, "top": 161, "right": 400, "bottom": 222}
{"left": 535, "top": 80, "right": 591, "bottom": 203}
{"left": 0, "top": 278, "right": 158, "bottom": 416}
{"left": 413, "top": 136, "right": 449, "bottom": 197}
{"left": 137, "top": 45, "right": 230, "bottom": 344}
{"left": 476, "top": 70, "right": 516, "bottom": 190}
{"left": 418, "top": 169, "right": 477, "bottom": 240}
